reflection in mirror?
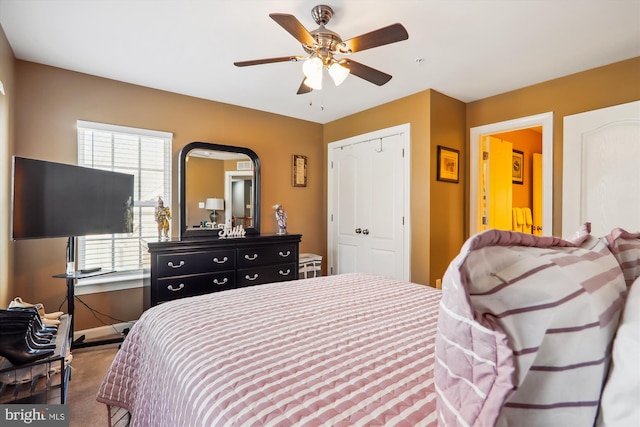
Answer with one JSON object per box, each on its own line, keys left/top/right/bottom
{"left": 225, "top": 171, "right": 254, "bottom": 228}
{"left": 179, "top": 142, "right": 260, "bottom": 239}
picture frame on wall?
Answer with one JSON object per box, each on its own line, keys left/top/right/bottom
{"left": 292, "top": 154, "right": 307, "bottom": 187}
{"left": 436, "top": 146, "right": 459, "bottom": 183}
{"left": 512, "top": 149, "right": 524, "bottom": 184}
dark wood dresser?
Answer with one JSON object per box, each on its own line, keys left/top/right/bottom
{"left": 143, "top": 234, "right": 301, "bottom": 309}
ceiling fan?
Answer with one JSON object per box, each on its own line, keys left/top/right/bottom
{"left": 234, "top": 4, "right": 409, "bottom": 94}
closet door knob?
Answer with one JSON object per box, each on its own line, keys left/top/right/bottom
{"left": 362, "top": 229, "right": 370, "bottom": 235}
{"left": 355, "top": 228, "right": 362, "bottom": 234}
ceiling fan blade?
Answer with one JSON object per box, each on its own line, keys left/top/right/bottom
{"left": 297, "top": 78, "right": 313, "bottom": 95}
{"left": 234, "top": 56, "right": 303, "bottom": 67}
{"left": 339, "top": 23, "right": 408, "bottom": 54}
{"left": 343, "top": 60, "right": 392, "bottom": 86}
{"left": 269, "top": 13, "right": 315, "bottom": 47}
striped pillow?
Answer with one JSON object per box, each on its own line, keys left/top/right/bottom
{"left": 604, "top": 228, "right": 640, "bottom": 287}
{"left": 435, "top": 229, "right": 627, "bottom": 427}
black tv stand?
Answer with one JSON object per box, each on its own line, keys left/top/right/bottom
{"left": 53, "top": 269, "right": 124, "bottom": 349}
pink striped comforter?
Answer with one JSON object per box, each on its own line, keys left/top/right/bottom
{"left": 97, "top": 273, "right": 442, "bottom": 426}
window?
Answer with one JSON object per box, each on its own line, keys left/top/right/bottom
{"left": 76, "top": 121, "right": 172, "bottom": 292}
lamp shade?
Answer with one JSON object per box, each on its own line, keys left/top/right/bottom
{"left": 303, "top": 76, "right": 322, "bottom": 90}
{"left": 302, "top": 56, "right": 323, "bottom": 80}
{"left": 205, "top": 198, "right": 224, "bottom": 211}
{"left": 328, "top": 62, "right": 349, "bottom": 86}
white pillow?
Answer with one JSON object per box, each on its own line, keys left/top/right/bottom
{"left": 597, "top": 277, "right": 640, "bottom": 426}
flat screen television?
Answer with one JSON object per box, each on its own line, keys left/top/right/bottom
{"left": 11, "top": 156, "right": 135, "bottom": 240}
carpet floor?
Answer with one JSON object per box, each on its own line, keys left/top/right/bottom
{"left": 67, "top": 341, "right": 120, "bottom": 427}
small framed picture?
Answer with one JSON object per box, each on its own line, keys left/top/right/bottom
{"left": 512, "top": 149, "right": 524, "bottom": 184}
{"left": 292, "top": 154, "right": 307, "bottom": 187}
{"left": 436, "top": 146, "right": 459, "bottom": 183}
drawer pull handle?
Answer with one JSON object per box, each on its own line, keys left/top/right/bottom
{"left": 167, "top": 283, "right": 185, "bottom": 292}
{"left": 213, "top": 278, "right": 228, "bottom": 285}
{"left": 245, "top": 273, "right": 258, "bottom": 281}
{"left": 278, "top": 250, "right": 291, "bottom": 257}
{"left": 279, "top": 269, "right": 291, "bottom": 276}
{"left": 212, "top": 257, "right": 228, "bottom": 264}
{"left": 167, "top": 261, "right": 185, "bottom": 269}
{"left": 244, "top": 254, "right": 258, "bottom": 261}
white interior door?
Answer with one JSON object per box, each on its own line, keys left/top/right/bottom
{"left": 328, "top": 124, "right": 410, "bottom": 281}
{"left": 563, "top": 100, "right": 640, "bottom": 237}
{"left": 484, "top": 136, "right": 513, "bottom": 230}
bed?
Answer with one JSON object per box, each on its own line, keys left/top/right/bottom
{"left": 97, "top": 273, "right": 443, "bottom": 426}
{"left": 97, "top": 224, "right": 639, "bottom": 427}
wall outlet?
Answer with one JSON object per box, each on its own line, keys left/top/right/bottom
{"left": 198, "top": 201, "right": 205, "bottom": 209}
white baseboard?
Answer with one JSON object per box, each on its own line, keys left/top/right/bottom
{"left": 74, "top": 321, "right": 136, "bottom": 342}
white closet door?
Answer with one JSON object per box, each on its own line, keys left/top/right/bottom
{"left": 563, "top": 101, "right": 640, "bottom": 237}
{"left": 328, "top": 125, "right": 410, "bottom": 281}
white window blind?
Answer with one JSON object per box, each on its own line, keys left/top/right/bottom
{"left": 76, "top": 121, "right": 172, "bottom": 277}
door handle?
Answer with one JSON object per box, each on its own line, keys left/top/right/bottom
{"left": 362, "top": 229, "right": 370, "bottom": 235}
{"left": 355, "top": 228, "right": 362, "bottom": 234}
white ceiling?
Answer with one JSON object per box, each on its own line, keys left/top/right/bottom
{"left": 1, "top": 0, "right": 638, "bottom": 124}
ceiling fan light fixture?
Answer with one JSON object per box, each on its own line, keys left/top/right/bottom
{"left": 328, "top": 62, "right": 349, "bottom": 86}
{"left": 302, "top": 55, "right": 323, "bottom": 80}
{"left": 303, "top": 75, "right": 322, "bottom": 90}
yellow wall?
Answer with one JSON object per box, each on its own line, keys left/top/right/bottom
{"left": 467, "top": 57, "right": 640, "bottom": 236}
{"left": 186, "top": 157, "right": 225, "bottom": 227}
{"left": 11, "top": 61, "right": 323, "bottom": 330}
{"left": 0, "top": 25, "right": 14, "bottom": 307}
{"left": 492, "top": 128, "right": 542, "bottom": 209}
{"left": 428, "top": 91, "right": 466, "bottom": 285}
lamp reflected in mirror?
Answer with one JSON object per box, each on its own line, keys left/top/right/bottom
{"left": 205, "top": 198, "right": 224, "bottom": 225}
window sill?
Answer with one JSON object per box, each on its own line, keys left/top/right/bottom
{"left": 75, "top": 270, "right": 146, "bottom": 295}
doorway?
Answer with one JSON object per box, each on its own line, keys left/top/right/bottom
{"left": 470, "top": 112, "right": 554, "bottom": 236}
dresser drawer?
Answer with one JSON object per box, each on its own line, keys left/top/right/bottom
{"left": 157, "top": 249, "right": 235, "bottom": 277}
{"left": 156, "top": 272, "right": 236, "bottom": 302}
{"left": 237, "top": 244, "right": 297, "bottom": 268}
{"left": 237, "top": 262, "right": 297, "bottom": 287}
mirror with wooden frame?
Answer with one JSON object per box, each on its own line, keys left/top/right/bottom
{"left": 179, "top": 142, "right": 261, "bottom": 239}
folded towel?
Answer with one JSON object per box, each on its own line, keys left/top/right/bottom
{"left": 523, "top": 208, "right": 533, "bottom": 234}
{"left": 512, "top": 208, "right": 524, "bottom": 232}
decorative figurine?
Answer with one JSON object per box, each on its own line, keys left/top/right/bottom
{"left": 274, "top": 204, "right": 287, "bottom": 235}
{"left": 155, "top": 196, "right": 171, "bottom": 241}
{"left": 123, "top": 196, "right": 134, "bottom": 233}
